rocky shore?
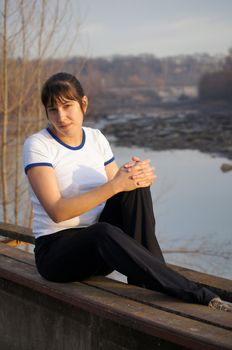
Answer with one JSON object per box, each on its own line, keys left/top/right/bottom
{"left": 89, "top": 102, "right": 232, "bottom": 161}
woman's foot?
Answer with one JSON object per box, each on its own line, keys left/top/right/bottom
{"left": 208, "top": 297, "right": 232, "bottom": 312}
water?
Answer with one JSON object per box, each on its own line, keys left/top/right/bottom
{"left": 110, "top": 146, "right": 232, "bottom": 280}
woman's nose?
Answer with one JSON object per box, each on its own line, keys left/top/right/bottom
{"left": 57, "top": 107, "right": 66, "bottom": 121}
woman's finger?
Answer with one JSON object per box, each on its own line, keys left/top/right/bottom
{"left": 131, "top": 155, "right": 141, "bottom": 162}
{"left": 131, "top": 167, "right": 155, "bottom": 179}
{"left": 135, "top": 174, "right": 156, "bottom": 184}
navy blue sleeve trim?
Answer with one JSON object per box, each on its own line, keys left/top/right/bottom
{"left": 104, "top": 156, "right": 115, "bottom": 166}
{"left": 25, "top": 162, "right": 53, "bottom": 174}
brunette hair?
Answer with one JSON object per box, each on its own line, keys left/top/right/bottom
{"left": 41, "top": 72, "right": 85, "bottom": 112}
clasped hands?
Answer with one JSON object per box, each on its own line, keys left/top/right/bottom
{"left": 124, "top": 155, "right": 156, "bottom": 187}
{"left": 114, "top": 156, "right": 156, "bottom": 192}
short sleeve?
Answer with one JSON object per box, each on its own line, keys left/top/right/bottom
{"left": 23, "top": 135, "right": 53, "bottom": 174}
{"left": 97, "top": 130, "right": 115, "bottom": 166}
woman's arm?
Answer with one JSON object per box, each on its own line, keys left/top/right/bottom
{"left": 27, "top": 161, "right": 152, "bottom": 223}
{"left": 105, "top": 160, "right": 119, "bottom": 180}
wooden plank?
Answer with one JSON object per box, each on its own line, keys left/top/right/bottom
{"left": 1, "top": 242, "right": 231, "bottom": 332}
{"left": 0, "top": 254, "right": 232, "bottom": 350}
{"left": 0, "top": 244, "right": 232, "bottom": 346}
{"left": 84, "top": 276, "right": 232, "bottom": 331}
{"left": 0, "top": 222, "right": 34, "bottom": 244}
{"left": 0, "top": 242, "right": 35, "bottom": 265}
{"left": 0, "top": 222, "right": 231, "bottom": 299}
{"left": 1, "top": 242, "right": 231, "bottom": 336}
{"left": 169, "top": 264, "right": 232, "bottom": 302}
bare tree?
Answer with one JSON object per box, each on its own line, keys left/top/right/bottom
{"left": 1, "top": 0, "right": 9, "bottom": 223}
{"left": 0, "top": 0, "right": 81, "bottom": 226}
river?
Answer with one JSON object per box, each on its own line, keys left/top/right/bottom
{"left": 109, "top": 145, "right": 232, "bottom": 281}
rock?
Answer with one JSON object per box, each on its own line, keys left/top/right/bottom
{"left": 95, "top": 105, "right": 232, "bottom": 160}
{"left": 221, "top": 163, "right": 232, "bottom": 172}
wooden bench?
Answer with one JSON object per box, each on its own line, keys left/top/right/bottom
{"left": 0, "top": 222, "right": 232, "bottom": 350}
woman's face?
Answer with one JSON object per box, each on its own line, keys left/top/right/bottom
{"left": 46, "top": 96, "right": 88, "bottom": 141}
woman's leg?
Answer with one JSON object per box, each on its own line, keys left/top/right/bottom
{"left": 99, "top": 188, "right": 165, "bottom": 262}
{"left": 98, "top": 189, "right": 217, "bottom": 304}
{"left": 99, "top": 188, "right": 165, "bottom": 286}
{"left": 35, "top": 187, "right": 161, "bottom": 283}
{"left": 34, "top": 228, "right": 114, "bottom": 282}
{"left": 35, "top": 222, "right": 217, "bottom": 305}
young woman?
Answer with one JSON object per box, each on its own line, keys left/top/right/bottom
{"left": 23, "top": 72, "right": 231, "bottom": 312}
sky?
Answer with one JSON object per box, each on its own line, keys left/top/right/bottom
{"left": 70, "top": 0, "right": 232, "bottom": 58}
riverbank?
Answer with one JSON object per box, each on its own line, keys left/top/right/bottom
{"left": 89, "top": 101, "right": 232, "bottom": 160}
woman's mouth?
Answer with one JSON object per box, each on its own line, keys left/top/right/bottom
{"left": 59, "top": 123, "right": 71, "bottom": 129}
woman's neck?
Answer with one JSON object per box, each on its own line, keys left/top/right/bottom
{"left": 48, "top": 125, "right": 83, "bottom": 147}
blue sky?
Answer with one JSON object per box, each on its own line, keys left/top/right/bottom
{"left": 71, "top": 0, "right": 232, "bottom": 57}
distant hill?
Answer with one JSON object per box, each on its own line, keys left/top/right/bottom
{"left": 0, "top": 53, "right": 226, "bottom": 122}
{"left": 57, "top": 53, "right": 225, "bottom": 114}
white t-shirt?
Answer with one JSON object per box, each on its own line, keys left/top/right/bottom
{"left": 23, "top": 127, "right": 115, "bottom": 238}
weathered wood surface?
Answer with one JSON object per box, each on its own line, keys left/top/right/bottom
{"left": 0, "top": 247, "right": 232, "bottom": 350}
{"left": 1, "top": 241, "right": 231, "bottom": 329}
{"left": 169, "top": 264, "right": 232, "bottom": 302}
{"left": 85, "top": 277, "right": 232, "bottom": 331}
{"left": 1, "top": 241, "right": 231, "bottom": 332}
{"left": 1, "top": 221, "right": 232, "bottom": 301}
{"left": 0, "top": 222, "right": 34, "bottom": 243}
{"left": 0, "top": 239, "right": 232, "bottom": 350}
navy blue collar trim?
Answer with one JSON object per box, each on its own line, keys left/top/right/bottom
{"left": 46, "top": 127, "right": 86, "bottom": 150}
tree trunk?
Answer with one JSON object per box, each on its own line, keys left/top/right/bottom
{"left": 1, "top": 0, "right": 9, "bottom": 223}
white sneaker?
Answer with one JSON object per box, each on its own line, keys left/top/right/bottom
{"left": 208, "top": 297, "right": 232, "bottom": 312}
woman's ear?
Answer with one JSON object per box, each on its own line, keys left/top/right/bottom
{"left": 82, "top": 96, "right": 88, "bottom": 114}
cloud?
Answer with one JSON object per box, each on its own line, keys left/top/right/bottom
{"left": 141, "top": 16, "right": 213, "bottom": 36}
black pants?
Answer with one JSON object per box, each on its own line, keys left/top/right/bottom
{"left": 34, "top": 188, "right": 217, "bottom": 305}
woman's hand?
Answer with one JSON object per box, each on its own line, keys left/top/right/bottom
{"left": 123, "top": 156, "right": 156, "bottom": 187}
{"left": 111, "top": 156, "right": 156, "bottom": 192}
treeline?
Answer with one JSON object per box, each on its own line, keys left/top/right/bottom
{"left": 198, "top": 50, "right": 232, "bottom": 101}
{"left": 61, "top": 53, "right": 224, "bottom": 113}
{"left": 0, "top": 53, "right": 228, "bottom": 117}
{"left": 199, "top": 70, "right": 232, "bottom": 101}
{"left": 1, "top": 53, "right": 224, "bottom": 120}
{"left": 70, "top": 54, "right": 222, "bottom": 88}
